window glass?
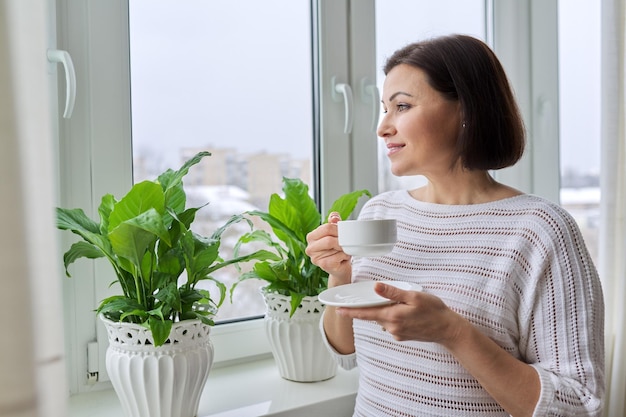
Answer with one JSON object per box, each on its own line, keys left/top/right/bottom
{"left": 129, "top": 0, "right": 313, "bottom": 322}
{"left": 558, "top": 0, "right": 600, "bottom": 264}
{"left": 374, "top": 0, "right": 486, "bottom": 192}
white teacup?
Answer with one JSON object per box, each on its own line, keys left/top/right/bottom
{"left": 337, "top": 219, "right": 397, "bottom": 257}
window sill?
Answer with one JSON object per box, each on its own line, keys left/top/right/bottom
{"left": 68, "top": 356, "right": 359, "bottom": 417}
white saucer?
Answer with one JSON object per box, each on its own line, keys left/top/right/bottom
{"left": 318, "top": 280, "right": 423, "bottom": 308}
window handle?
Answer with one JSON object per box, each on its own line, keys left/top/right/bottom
{"left": 538, "top": 97, "right": 554, "bottom": 141}
{"left": 361, "top": 78, "right": 380, "bottom": 133}
{"left": 47, "top": 49, "right": 76, "bottom": 119}
{"left": 331, "top": 77, "right": 353, "bottom": 134}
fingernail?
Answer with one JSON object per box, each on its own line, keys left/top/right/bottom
{"left": 328, "top": 212, "right": 341, "bottom": 223}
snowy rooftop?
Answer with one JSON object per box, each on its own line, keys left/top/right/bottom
{"left": 185, "top": 185, "right": 259, "bottom": 215}
{"left": 560, "top": 187, "right": 600, "bottom": 205}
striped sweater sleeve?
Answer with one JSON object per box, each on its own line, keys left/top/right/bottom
{"left": 518, "top": 203, "right": 604, "bottom": 416}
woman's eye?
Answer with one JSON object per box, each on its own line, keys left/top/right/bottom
{"left": 397, "top": 103, "right": 410, "bottom": 112}
{"left": 381, "top": 103, "right": 409, "bottom": 114}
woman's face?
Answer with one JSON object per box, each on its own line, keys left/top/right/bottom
{"left": 378, "top": 64, "right": 462, "bottom": 178}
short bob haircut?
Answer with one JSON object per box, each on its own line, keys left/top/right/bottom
{"left": 383, "top": 34, "right": 525, "bottom": 171}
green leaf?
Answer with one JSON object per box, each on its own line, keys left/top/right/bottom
{"left": 120, "top": 309, "right": 149, "bottom": 321}
{"left": 56, "top": 208, "right": 112, "bottom": 252}
{"left": 147, "top": 305, "right": 166, "bottom": 321}
{"left": 204, "top": 248, "right": 279, "bottom": 277}
{"left": 151, "top": 271, "right": 177, "bottom": 294}
{"left": 163, "top": 182, "right": 187, "bottom": 217}
{"left": 245, "top": 211, "right": 306, "bottom": 257}
{"left": 98, "top": 194, "right": 116, "bottom": 235}
{"left": 201, "top": 277, "right": 227, "bottom": 308}
{"left": 288, "top": 292, "right": 306, "bottom": 318}
{"left": 141, "top": 251, "right": 157, "bottom": 285}
{"left": 180, "top": 288, "right": 205, "bottom": 305}
{"left": 158, "top": 151, "right": 211, "bottom": 193}
{"left": 227, "top": 250, "right": 283, "bottom": 301}
{"left": 154, "top": 282, "right": 181, "bottom": 313}
{"left": 233, "top": 230, "right": 285, "bottom": 269}
{"left": 117, "top": 255, "right": 138, "bottom": 276}
{"left": 254, "top": 261, "right": 285, "bottom": 282}
{"left": 236, "top": 229, "right": 278, "bottom": 248}
{"left": 56, "top": 207, "right": 100, "bottom": 234}
{"left": 267, "top": 194, "right": 304, "bottom": 246}
{"left": 156, "top": 248, "right": 184, "bottom": 277}
{"left": 157, "top": 151, "right": 211, "bottom": 221}
{"left": 176, "top": 207, "right": 200, "bottom": 231}
{"left": 279, "top": 177, "right": 320, "bottom": 235}
{"left": 181, "top": 230, "right": 220, "bottom": 284}
{"left": 108, "top": 208, "right": 171, "bottom": 269}
{"left": 326, "top": 189, "right": 372, "bottom": 222}
{"left": 108, "top": 181, "right": 166, "bottom": 230}
{"left": 97, "top": 296, "right": 145, "bottom": 320}
{"left": 56, "top": 207, "right": 117, "bottom": 274}
{"left": 148, "top": 316, "right": 172, "bottom": 347}
{"left": 194, "top": 314, "right": 216, "bottom": 327}
{"left": 211, "top": 213, "right": 251, "bottom": 240}
{"left": 62, "top": 241, "right": 106, "bottom": 277}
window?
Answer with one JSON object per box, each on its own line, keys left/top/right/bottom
{"left": 128, "top": 0, "right": 313, "bottom": 323}
{"left": 55, "top": 0, "right": 368, "bottom": 393}
{"left": 557, "top": 0, "right": 600, "bottom": 263}
{"left": 54, "top": 0, "right": 564, "bottom": 396}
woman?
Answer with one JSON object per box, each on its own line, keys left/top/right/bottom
{"left": 306, "top": 34, "right": 604, "bottom": 417}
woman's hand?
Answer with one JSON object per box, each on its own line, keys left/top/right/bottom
{"left": 335, "top": 282, "right": 464, "bottom": 344}
{"left": 305, "top": 212, "right": 352, "bottom": 286}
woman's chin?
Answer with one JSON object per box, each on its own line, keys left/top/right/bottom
{"left": 389, "top": 165, "right": 413, "bottom": 177}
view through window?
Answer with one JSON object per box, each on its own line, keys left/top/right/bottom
{"left": 129, "top": 0, "right": 313, "bottom": 322}
{"left": 557, "top": 0, "right": 601, "bottom": 263}
{"left": 129, "top": 0, "right": 601, "bottom": 324}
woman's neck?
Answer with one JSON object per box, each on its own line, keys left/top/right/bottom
{"left": 409, "top": 171, "right": 522, "bottom": 205}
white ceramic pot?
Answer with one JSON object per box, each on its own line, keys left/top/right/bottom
{"left": 262, "top": 290, "right": 338, "bottom": 382}
{"left": 101, "top": 316, "right": 214, "bottom": 417}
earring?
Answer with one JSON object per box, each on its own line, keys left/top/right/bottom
{"left": 462, "top": 121, "right": 467, "bottom": 128}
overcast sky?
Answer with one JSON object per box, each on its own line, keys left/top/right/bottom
{"left": 128, "top": 0, "right": 600, "bottom": 177}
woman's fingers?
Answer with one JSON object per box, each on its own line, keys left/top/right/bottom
{"left": 336, "top": 285, "right": 458, "bottom": 343}
{"left": 328, "top": 211, "right": 342, "bottom": 223}
{"left": 305, "top": 214, "right": 351, "bottom": 280}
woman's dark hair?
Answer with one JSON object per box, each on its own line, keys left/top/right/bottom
{"left": 383, "top": 34, "right": 525, "bottom": 170}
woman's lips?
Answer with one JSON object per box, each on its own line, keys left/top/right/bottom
{"left": 386, "top": 143, "right": 405, "bottom": 156}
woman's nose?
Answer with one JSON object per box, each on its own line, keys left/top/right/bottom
{"left": 377, "top": 114, "right": 394, "bottom": 138}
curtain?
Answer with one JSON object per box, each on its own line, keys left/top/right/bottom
{"left": 0, "top": 8, "right": 39, "bottom": 415}
{"left": 1, "top": 1, "right": 68, "bottom": 416}
{"left": 600, "top": 0, "right": 626, "bottom": 416}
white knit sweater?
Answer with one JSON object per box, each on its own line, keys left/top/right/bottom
{"left": 320, "top": 190, "right": 604, "bottom": 417}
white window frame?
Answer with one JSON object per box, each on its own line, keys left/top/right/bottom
{"left": 491, "top": 0, "right": 560, "bottom": 203}
{"left": 317, "top": 0, "right": 378, "bottom": 214}
{"left": 52, "top": 0, "right": 557, "bottom": 395}
{"left": 54, "top": 0, "right": 132, "bottom": 394}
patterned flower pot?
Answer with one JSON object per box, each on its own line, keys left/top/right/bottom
{"left": 101, "top": 316, "right": 214, "bottom": 417}
{"left": 262, "top": 289, "right": 337, "bottom": 382}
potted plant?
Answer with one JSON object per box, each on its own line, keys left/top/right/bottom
{"left": 232, "top": 177, "right": 370, "bottom": 382}
{"left": 56, "top": 151, "right": 266, "bottom": 417}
